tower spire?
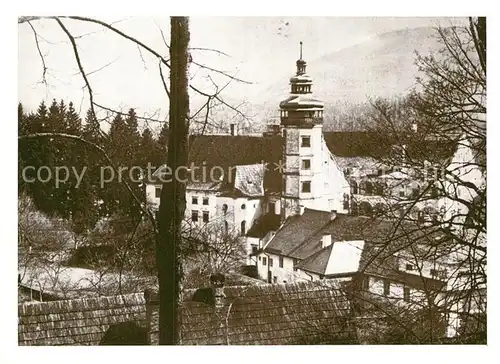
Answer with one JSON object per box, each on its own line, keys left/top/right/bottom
{"left": 296, "top": 42, "right": 307, "bottom": 76}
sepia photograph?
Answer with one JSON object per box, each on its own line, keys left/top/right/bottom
{"left": 16, "top": 13, "right": 486, "bottom": 348}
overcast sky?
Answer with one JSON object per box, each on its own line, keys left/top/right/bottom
{"left": 18, "top": 16, "right": 467, "bottom": 123}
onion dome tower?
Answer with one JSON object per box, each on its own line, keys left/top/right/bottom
{"left": 279, "top": 42, "right": 328, "bottom": 220}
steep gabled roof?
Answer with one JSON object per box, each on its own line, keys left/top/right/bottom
{"left": 246, "top": 212, "right": 282, "bottom": 239}
{"left": 296, "top": 240, "right": 365, "bottom": 276}
{"left": 263, "top": 209, "right": 334, "bottom": 258}
{"left": 188, "top": 134, "right": 282, "bottom": 168}
{"left": 265, "top": 211, "right": 448, "bottom": 290}
{"left": 295, "top": 244, "right": 334, "bottom": 275}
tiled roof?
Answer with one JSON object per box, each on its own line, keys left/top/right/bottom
{"left": 148, "top": 280, "right": 356, "bottom": 345}
{"left": 324, "top": 131, "right": 391, "bottom": 158}
{"left": 246, "top": 212, "right": 282, "bottom": 239}
{"left": 265, "top": 211, "right": 447, "bottom": 290}
{"left": 263, "top": 209, "right": 335, "bottom": 259}
{"left": 188, "top": 134, "right": 282, "bottom": 169}
{"left": 148, "top": 134, "right": 283, "bottom": 194}
{"left": 18, "top": 293, "right": 147, "bottom": 345}
{"left": 295, "top": 244, "right": 334, "bottom": 275}
{"left": 296, "top": 241, "right": 365, "bottom": 276}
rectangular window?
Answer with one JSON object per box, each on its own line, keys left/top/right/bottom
{"left": 202, "top": 197, "right": 209, "bottom": 205}
{"left": 273, "top": 276, "right": 277, "bottom": 284}
{"left": 301, "top": 159, "right": 311, "bottom": 170}
{"left": 202, "top": 211, "right": 209, "bottom": 223}
{"left": 383, "top": 279, "right": 390, "bottom": 296}
{"left": 279, "top": 256, "right": 284, "bottom": 268}
{"left": 192, "top": 196, "right": 198, "bottom": 205}
{"left": 155, "top": 186, "right": 162, "bottom": 198}
{"left": 301, "top": 136, "right": 311, "bottom": 147}
{"left": 269, "top": 258, "right": 274, "bottom": 267}
{"left": 343, "top": 193, "right": 350, "bottom": 210}
{"left": 191, "top": 210, "right": 198, "bottom": 222}
{"left": 399, "top": 189, "right": 405, "bottom": 198}
{"left": 405, "top": 264, "right": 414, "bottom": 271}
{"left": 262, "top": 257, "right": 267, "bottom": 266}
{"left": 252, "top": 245, "right": 258, "bottom": 254}
{"left": 301, "top": 181, "right": 311, "bottom": 193}
{"left": 362, "top": 276, "right": 370, "bottom": 290}
{"left": 404, "top": 287, "right": 411, "bottom": 302}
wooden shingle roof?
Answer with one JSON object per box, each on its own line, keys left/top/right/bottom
{"left": 18, "top": 293, "right": 147, "bottom": 345}
{"left": 147, "top": 280, "right": 356, "bottom": 345}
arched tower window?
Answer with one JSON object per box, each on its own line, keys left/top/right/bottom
{"left": 241, "top": 220, "right": 246, "bottom": 236}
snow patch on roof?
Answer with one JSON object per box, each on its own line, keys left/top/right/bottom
{"left": 325, "top": 240, "right": 365, "bottom": 275}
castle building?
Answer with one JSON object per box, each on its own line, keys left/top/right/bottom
{"left": 146, "top": 43, "right": 349, "bottom": 261}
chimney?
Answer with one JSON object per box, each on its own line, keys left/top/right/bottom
{"left": 210, "top": 273, "right": 225, "bottom": 308}
{"left": 230, "top": 123, "right": 235, "bottom": 136}
{"left": 321, "top": 234, "right": 332, "bottom": 249}
{"left": 329, "top": 210, "right": 337, "bottom": 221}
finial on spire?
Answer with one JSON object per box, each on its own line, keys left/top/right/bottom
{"left": 299, "top": 41, "right": 303, "bottom": 59}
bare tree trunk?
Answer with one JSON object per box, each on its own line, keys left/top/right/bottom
{"left": 156, "top": 16, "right": 190, "bottom": 345}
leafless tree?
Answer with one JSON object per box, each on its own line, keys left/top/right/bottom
{"left": 348, "top": 17, "right": 486, "bottom": 343}
{"left": 18, "top": 16, "right": 251, "bottom": 345}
